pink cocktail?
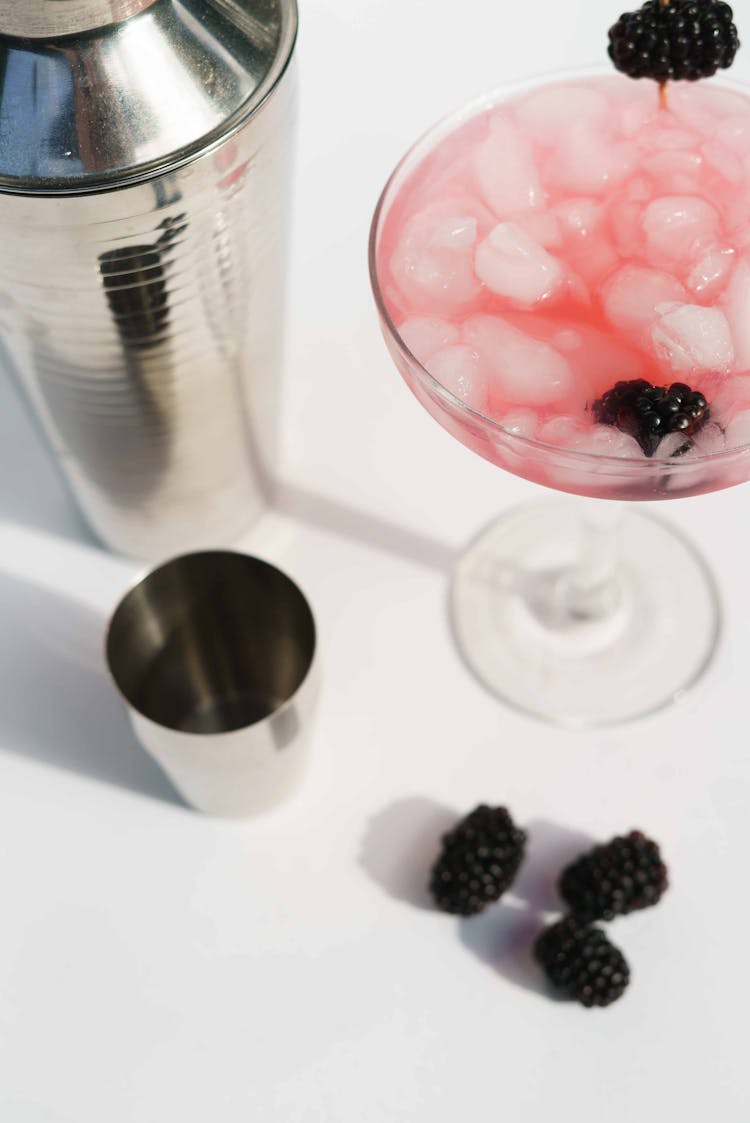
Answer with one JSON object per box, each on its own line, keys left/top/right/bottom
{"left": 369, "top": 70, "right": 750, "bottom": 724}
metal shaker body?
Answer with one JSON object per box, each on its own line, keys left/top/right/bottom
{"left": 0, "top": 0, "right": 297, "bottom": 559}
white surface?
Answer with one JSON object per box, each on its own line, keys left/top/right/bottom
{"left": 1, "top": 0, "right": 750, "bottom": 1119}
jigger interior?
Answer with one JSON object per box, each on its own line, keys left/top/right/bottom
{"left": 106, "top": 552, "right": 316, "bottom": 734}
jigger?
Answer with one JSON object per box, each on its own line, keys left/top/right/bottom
{"left": 106, "top": 551, "right": 318, "bottom": 816}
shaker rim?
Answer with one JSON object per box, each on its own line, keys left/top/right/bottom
{"left": 0, "top": 0, "right": 298, "bottom": 196}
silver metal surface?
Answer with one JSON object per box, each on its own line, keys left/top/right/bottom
{"left": 0, "top": 0, "right": 297, "bottom": 558}
{"left": 0, "top": 0, "right": 159, "bottom": 39}
{"left": 0, "top": 0, "right": 295, "bottom": 191}
{"left": 106, "top": 550, "right": 318, "bottom": 815}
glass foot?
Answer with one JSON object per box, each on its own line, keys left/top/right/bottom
{"left": 451, "top": 501, "right": 721, "bottom": 727}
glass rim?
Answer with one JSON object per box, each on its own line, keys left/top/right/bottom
{"left": 368, "top": 64, "right": 750, "bottom": 473}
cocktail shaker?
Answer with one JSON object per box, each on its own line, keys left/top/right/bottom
{"left": 0, "top": 0, "right": 297, "bottom": 558}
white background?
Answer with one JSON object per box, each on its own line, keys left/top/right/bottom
{"left": 1, "top": 0, "right": 750, "bottom": 1119}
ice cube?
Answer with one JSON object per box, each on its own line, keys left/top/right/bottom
{"left": 702, "top": 141, "right": 744, "bottom": 183}
{"left": 515, "top": 85, "right": 609, "bottom": 143}
{"left": 687, "top": 85, "right": 750, "bottom": 119}
{"left": 428, "top": 344, "right": 487, "bottom": 411}
{"left": 464, "top": 315, "right": 573, "bottom": 406}
{"left": 500, "top": 409, "right": 539, "bottom": 439}
{"left": 710, "top": 374, "right": 750, "bottom": 424}
{"left": 721, "top": 254, "right": 750, "bottom": 370}
{"left": 657, "top": 432, "right": 693, "bottom": 459}
{"left": 555, "top": 198, "right": 612, "bottom": 288}
{"left": 643, "top": 127, "right": 696, "bottom": 150}
{"left": 555, "top": 198, "right": 601, "bottom": 239}
{"left": 724, "top": 185, "right": 750, "bottom": 244}
{"left": 730, "top": 213, "right": 750, "bottom": 254}
{"left": 550, "top": 124, "right": 637, "bottom": 195}
{"left": 690, "top": 420, "right": 727, "bottom": 455}
{"left": 418, "top": 193, "right": 498, "bottom": 235}
{"left": 575, "top": 425, "right": 642, "bottom": 458}
{"left": 651, "top": 302, "right": 734, "bottom": 374}
{"left": 510, "top": 210, "right": 562, "bottom": 249}
{"left": 642, "top": 196, "right": 719, "bottom": 266}
{"left": 398, "top": 316, "right": 460, "bottom": 364}
{"left": 538, "top": 415, "right": 585, "bottom": 447}
{"left": 473, "top": 114, "right": 544, "bottom": 218}
{"left": 724, "top": 409, "right": 750, "bottom": 449}
{"left": 428, "top": 216, "right": 479, "bottom": 250}
{"left": 567, "top": 240, "right": 620, "bottom": 289}
{"left": 554, "top": 322, "right": 645, "bottom": 396}
{"left": 716, "top": 115, "right": 750, "bottom": 155}
{"left": 474, "top": 222, "right": 565, "bottom": 307}
{"left": 389, "top": 209, "right": 481, "bottom": 310}
{"left": 602, "top": 265, "right": 687, "bottom": 346}
{"left": 554, "top": 330, "right": 583, "bottom": 352}
{"left": 565, "top": 272, "right": 592, "bottom": 308}
{"left": 627, "top": 177, "right": 654, "bottom": 202}
{"left": 669, "top": 84, "right": 750, "bottom": 133}
{"left": 618, "top": 89, "right": 660, "bottom": 137}
{"left": 642, "top": 150, "right": 703, "bottom": 194}
{"left": 609, "top": 197, "right": 646, "bottom": 258}
{"left": 686, "top": 246, "right": 734, "bottom": 298}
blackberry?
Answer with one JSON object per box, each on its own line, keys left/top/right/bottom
{"left": 591, "top": 378, "right": 709, "bottom": 456}
{"left": 534, "top": 917, "right": 631, "bottom": 1007}
{"left": 429, "top": 805, "right": 526, "bottom": 916}
{"left": 608, "top": 0, "right": 740, "bottom": 83}
{"left": 559, "top": 830, "right": 669, "bottom": 922}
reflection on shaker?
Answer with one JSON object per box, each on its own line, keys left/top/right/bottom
{"left": 32, "top": 215, "right": 191, "bottom": 507}
{"left": 99, "top": 214, "right": 187, "bottom": 348}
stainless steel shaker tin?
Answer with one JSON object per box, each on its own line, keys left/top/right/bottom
{"left": 0, "top": 0, "right": 298, "bottom": 559}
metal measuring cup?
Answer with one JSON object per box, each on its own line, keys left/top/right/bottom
{"left": 106, "top": 551, "right": 318, "bottom": 816}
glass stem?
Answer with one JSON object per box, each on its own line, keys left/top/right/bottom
{"left": 558, "top": 500, "right": 627, "bottom": 621}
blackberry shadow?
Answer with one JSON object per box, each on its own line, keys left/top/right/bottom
{"left": 359, "top": 796, "right": 458, "bottom": 910}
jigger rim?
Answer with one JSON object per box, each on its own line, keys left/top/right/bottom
{"left": 104, "top": 548, "right": 318, "bottom": 737}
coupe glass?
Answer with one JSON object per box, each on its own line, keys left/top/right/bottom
{"left": 369, "top": 71, "right": 750, "bottom": 727}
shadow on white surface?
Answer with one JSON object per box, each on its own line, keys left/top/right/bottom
{"left": 458, "top": 903, "right": 559, "bottom": 1000}
{"left": 510, "top": 818, "right": 598, "bottom": 913}
{"left": 359, "top": 796, "right": 458, "bottom": 909}
{"left": 0, "top": 1102, "right": 75, "bottom": 1123}
{"left": 457, "top": 818, "right": 599, "bottom": 1000}
{"left": 0, "top": 570, "right": 184, "bottom": 806}
{"left": 361, "top": 805, "right": 597, "bottom": 999}
{"left": 0, "top": 359, "right": 457, "bottom": 577}
{"left": 275, "top": 481, "right": 456, "bottom": 572}
{"left": 459, "top": 819, "right": 598, "bottom": 1000}
{"left": 0, "top": 362, "right": 94, "bottom": 546}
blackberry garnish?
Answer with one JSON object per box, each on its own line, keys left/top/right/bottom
{"left": 592, "top": 378, "right": 709, "bottom": 456}
{"left": 559, "top": 830, "right": 669, "bottom": 922}
{"left": 608, "top": 0, "right": 740, "bottom": 83}
{"left": 534, "top": 917, "right": 631, "bottom": 1007}
{"left": 429, "top": 805, "right": 526, "bottom": 916}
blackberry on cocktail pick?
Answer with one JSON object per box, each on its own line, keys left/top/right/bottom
{"left": 534, "top": 917, "right": 631, "bottom": 1007}
{"left": 608, "top": 0, "right": 740, "bottom": 83}
{"left": 559, "top": 830, "right": 669, "bottom": 922}
{"left": 591, "top": 378, "right": 709, "bottom": 456}
{"left": 429, "top": 804, "right": 526, "bottom": 916}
